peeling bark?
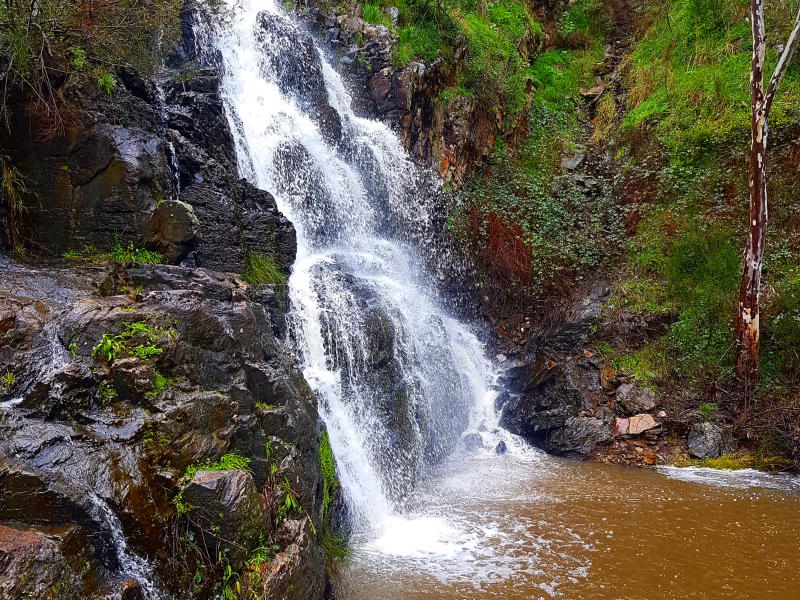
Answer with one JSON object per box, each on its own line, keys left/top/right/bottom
{"left": 736, "top": 0, "right": 800, "bottom": 386}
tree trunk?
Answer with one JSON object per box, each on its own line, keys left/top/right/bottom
{"left": 736, "top": 0, "right": 769, "bottom": 388}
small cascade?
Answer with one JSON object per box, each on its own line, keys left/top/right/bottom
{"left": 88, "top": 494, "right": 165, "bottom": 600}
{"left": 194, "top": 0, "right": 506, "bottom": 536}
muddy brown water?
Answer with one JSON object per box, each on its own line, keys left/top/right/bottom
{"left": 340, "top": 451, "right": 800, "bottom": 600}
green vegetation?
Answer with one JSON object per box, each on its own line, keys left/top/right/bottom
{"left": 318, "top": 430, "right": 337, "bottom": 519}
{"left": 1, "top": 371, "right": 16, "bottom": 390}
{"left": 174, "top": 451, "right": 252, "bottom": 514}
{"left": 1, "top": 153, "right": 29, "bottom": 250}
{"left": 674, "top": 451, "right": 788, "bottom": 471}
{"left": 91, "top": 319, "right": 175, "bottom": 365}
{"left": 363, "top": 2, "right": 391, "bottom": 26}
{"left": 365, "top": 0, "right": 542, "bottom": 112}
{"left": 63, "top": 236, "right": 163, "bottom": 265}
{"left": 241, "top": 252, "right": 286, "bottom": 286}
{"left": 451, "top": 30, "right": 617, "bottom": 297}
{"left": 99, "top": 382, "right": 117, "bottom": 400}
{"left": 0, "top": 0, "right": 181, "bottom": 131}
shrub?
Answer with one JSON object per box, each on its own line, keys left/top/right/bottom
{"left": 0, "top": 0, "right": 182, "bottom": 133}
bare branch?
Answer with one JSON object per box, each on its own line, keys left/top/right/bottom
{"left": 765, "top": 1, "right": 800, "bottom": 115}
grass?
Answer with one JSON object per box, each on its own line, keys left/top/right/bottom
{"left": 63, "top": 236, "right": 162, "bottom": 265}
{"left": 241, "top": 252, "right": 286, "bottom": 286}
{"left": 394, "top": 24, "right": 441, "bottom": 65}
{"left": 362, "top": 3, "right": 391, "bottom": 26}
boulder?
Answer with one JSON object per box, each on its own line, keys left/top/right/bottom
{"left": 614, "top": 414, "right": 659, "bottom": 436}
{"left": 0, "top": 524, "right": 90, "bottom": 599}
{"left": 253, "top": 518, "right": 324, "bottom": 600}
{"left": 616, "top": 384, "right": 658, "bottom": 415}
{"left": 182, "top": 470, "right": 265, "bottom": 559}
{"left": 688, "top": 422, "right": 735, "bottom": 459}
{"left": 545, "top": 417, "right": 612, "bottom": 457}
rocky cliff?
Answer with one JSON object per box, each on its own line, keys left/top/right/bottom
{"left": 0, "top": 10, "right": 329, "bottom": 600}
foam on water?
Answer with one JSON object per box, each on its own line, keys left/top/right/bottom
{"left": 658, "top": 466, "right": 800, "bottom": 491}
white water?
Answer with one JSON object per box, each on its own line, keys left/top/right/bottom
{"left": 195, "top": 0, "right": 521, "bottom": 556}
{"left": 89, "top": 494, "right": 164, "bottom": 599}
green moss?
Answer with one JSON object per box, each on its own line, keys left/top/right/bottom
{"left": 242, "top": 252, "right": 286, "bottom": 286}
{"left": 318, "top": 430, "right": 337, "bottom": 519}
{"left": 610, "top": 340, "right": 670, "bottom": 385}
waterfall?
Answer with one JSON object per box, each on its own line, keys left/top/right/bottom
{"left": 88, "top": 494, "right": 164, "bottom": 599}
{"left": 195, "top": 0, "right": 504, "bottom": 534}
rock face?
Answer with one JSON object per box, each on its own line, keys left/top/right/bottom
{"left": 498, "top": 357, "right": 613, "bottom": 458}
{"left": 0, "top": 258, "right": 326, "bottom": 598}
{"left": 0, "top": 13, "right": 325, "bottom": 598}
{"left": 688, "top": 422, "right": 734, "bottom": 459}
{"left": 3, "top": 47, "right": 295, "bottom": 276}
{"left": 182, "top": 470, "right": 266, "bottom": 561}
{"left": 0, "top": 524, "right": 92, "bottom": 599}
{"left": 302, "top": 4, "right": 536, "bottom": 187}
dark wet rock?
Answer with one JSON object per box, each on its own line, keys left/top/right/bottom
{"left": 616, "top": 383, "right": 658, "bottom": 415}
{"left": 110, "top": 358, "right": 155, "bottom": 406}
{"left": 4, "top": 43, "right": 294, "bottom": 277}
{"left": 688, "top": 422, "right": 735, "bottom": 459}
{"left": 495, "top": 440, "right": 508, "bottom": 454}
{"left": 499, "top": 358, "right": 603, "bottom": 443}
{"left": 545, "top": 417, "right": 612, "bottom": 457}
{"left": 0, "top": 523, "right": 93, "bottom": 598}
{"left": 183, "top": 470, "right": 266, "bottom": 559}
{"left": 0, "top": 257, "right": 324, "bottom": 598}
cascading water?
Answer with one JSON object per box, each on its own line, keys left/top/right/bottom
{"left": 194, "top": 0, "right": 511, "bottom": 538}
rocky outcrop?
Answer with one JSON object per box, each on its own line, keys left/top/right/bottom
{"left": 3, "top": 43, "right": 294, "bottom": 275}
{"left": 0, "top": 256, "right": 326, "bottom": 598}
{"left": 302, "top": 4, "right": 523, "bottom": 186}
{"left": 0, "top": 523, "right": 94, "bottom": 599}
{"left": 0, "top": 11, "right": 327, "bottom": 598}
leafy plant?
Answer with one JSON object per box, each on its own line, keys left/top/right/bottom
{"left": 92, "top": 333, "right": 124, "bottom": 363}
{"left": 91, "top": 319, "right": 174, "bottom": 364}
{"left": 276, "top": 477, "right": 302, "bottom": 524}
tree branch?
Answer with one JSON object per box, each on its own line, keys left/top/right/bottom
{"left": 765, "top": 0, "right": 800, "bottom": 115}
